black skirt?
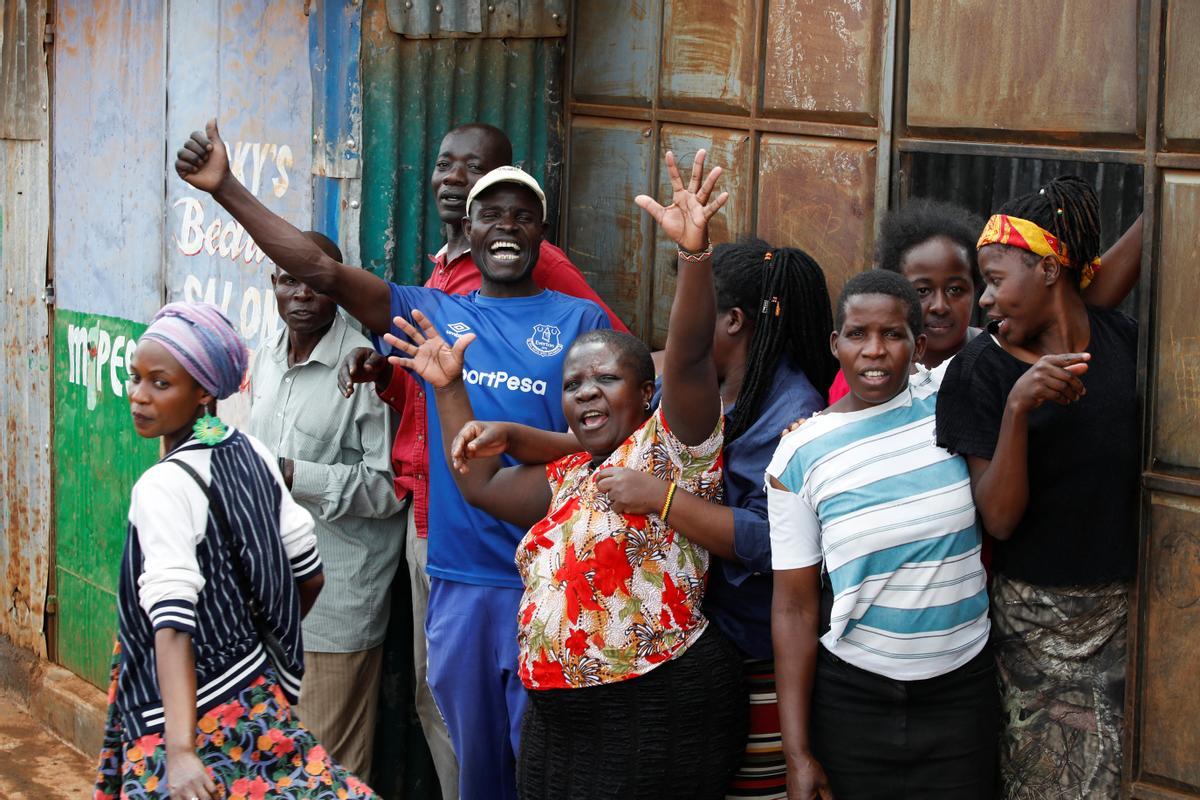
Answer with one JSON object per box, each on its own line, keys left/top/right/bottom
{"left": 517, "top": 625, "right": 748, "bottom": 800}
{"left": 811, "top": 644, "right": 1000, "bottom": 800}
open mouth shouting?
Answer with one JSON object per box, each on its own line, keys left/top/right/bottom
{"left": 579, "top": 409, "right": 609, "bottom": 430}
{"left": 488, "top": 239, "right": 523, "bottom": 263}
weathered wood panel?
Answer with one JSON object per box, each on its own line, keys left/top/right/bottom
{"left": 756, "top": 134, "right": 877, "bottom": 306}
{"left": 906, "top": 0, "right": 1139, "bottom": 135}
{"left": 1138, "top": 493, "right": 1200, "bottom": 792}
{"left": 762, "top": 0, "right": 886, "bottom": 124}
{"left": 0, "top": 0, "right": 48, "bottom": 139}
{"left": 1151, "top": 171, "right": 1200, "bottom": 471}
{"left": 1162, "top": 0, "right": 1200, "bottom": 146}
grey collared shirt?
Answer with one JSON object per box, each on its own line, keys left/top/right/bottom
{"left": 248, "top": 314, "right": 406, "bottom": 652}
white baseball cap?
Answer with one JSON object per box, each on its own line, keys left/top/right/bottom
{"left": 465, "top": 165, "right": 547, "bottom": 222}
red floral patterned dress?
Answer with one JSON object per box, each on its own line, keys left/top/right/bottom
{"left": 516, "top": 408, "right": 723, "bottom": 690}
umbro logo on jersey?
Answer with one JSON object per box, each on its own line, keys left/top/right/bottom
{"left": 445, "top": 321, "right": 472, "bottom": 340}
{"left": 526, "top": 323, "right": 563, "bottom": 357}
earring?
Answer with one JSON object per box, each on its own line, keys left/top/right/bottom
{"left": 644, "top": 401, "right": 651, "bottom": 411}
{"left": 193, "top": 409, "right": 228, "bottom": 446}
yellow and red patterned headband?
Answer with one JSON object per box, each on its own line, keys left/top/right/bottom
{"left": 976, "top": 214, "right": 1099, "bottom": 289}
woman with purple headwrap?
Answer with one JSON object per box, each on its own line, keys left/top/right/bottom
{"left": 94, "top": 303, "right": 376, "bottom": 799}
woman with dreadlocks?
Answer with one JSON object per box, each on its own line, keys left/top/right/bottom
{"left": 596, "top": 240, "right": 837, "bottom": 799}
{"left": 935, "top": 176, "right": 1138, "bottom": 799}
{"left": 826, "top": 198, "right": 1143, "bottom": 404}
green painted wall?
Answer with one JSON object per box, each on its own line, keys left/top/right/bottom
{"left": 53, "top": 309, "right": 158, "bottom": 685}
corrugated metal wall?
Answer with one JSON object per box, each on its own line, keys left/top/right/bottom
{"left": 564, "top": 0, "right": 893, "bottom": 346}
{"left": 50, "top": 0, "right": 317, "bottom": 687}
{"left": 0, "top": 0, "right": 51, "bottom": 657}
{"left": 360, "top": 0, "right": 565, "bottom": 284}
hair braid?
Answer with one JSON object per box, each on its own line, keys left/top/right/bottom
{"left": 997, "top": 175, "right": 1102, "bottom": 285}
{"left": 713, "top": 239, "right": 837, "bottom": 442}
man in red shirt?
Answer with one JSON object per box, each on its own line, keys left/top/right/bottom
{"left": 339, "top": 123, "right": 625, "bottom": 799}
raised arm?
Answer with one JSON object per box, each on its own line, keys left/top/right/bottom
{"left": 384, "top": 311, "right": 552, "bottom": 530}
{"left": 635, "top": 149, "right": 727, "bottom": 445}
{"left": 175, "top": 120, "right": 392, "bottom": 334}
{"left": 1081, "top": 213, "right": 1143, "bottom": 310}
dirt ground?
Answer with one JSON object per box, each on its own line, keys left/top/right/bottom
{"left": 0, "top": 692, "right": 97, "bottom": 798}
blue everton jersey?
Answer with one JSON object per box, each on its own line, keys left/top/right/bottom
{"left": 375, "top": 286, "right": 611, "bottom": 588}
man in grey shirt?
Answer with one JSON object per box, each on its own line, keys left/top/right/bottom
{"left": 247, "top": 231, "right": 405, "bottom": 782}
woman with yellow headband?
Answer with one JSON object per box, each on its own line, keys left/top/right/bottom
{"left": 935, "top": 176, "right": 1137, "bottom": 799}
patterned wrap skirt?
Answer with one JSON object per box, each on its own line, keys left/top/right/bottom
{"left": 94, "top": 643, "right": 376, "bottom": 799}
{"left": 991, "top": 573, "right": 1130, "bottom": 800}
{"left": 724, "top": 660, "right": 786, "bottom": 799}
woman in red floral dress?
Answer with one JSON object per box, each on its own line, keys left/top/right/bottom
{"left": 383, "top": 149, "right": 746, "bottom": 799}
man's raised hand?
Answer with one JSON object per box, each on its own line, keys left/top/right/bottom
{"left": 634, "top": 148, "right": 729, "bottom": 254}
{"left": 382, "top": 310, "right": 474, "bottom": 390}
{"left": 175, "top": 118, "right": 232, "bottom": 194}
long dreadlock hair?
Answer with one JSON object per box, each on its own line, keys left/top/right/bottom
{"left": 996, "top": 176, "right": 1102, "bottom": 287}
{"left": 712, "top": 238, "right": 837, "bottom": 442}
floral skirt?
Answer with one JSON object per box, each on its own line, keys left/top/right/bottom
{"left": 94, "top": 643, "right": 376, "bottom": 799}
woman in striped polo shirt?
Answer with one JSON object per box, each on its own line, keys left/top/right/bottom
{"left": 94, "top": 302, "right": 375, "bottom": 800}
{"left": 769, "top": 271, "right": 996, "bottom": 799}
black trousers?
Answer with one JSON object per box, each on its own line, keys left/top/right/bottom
{"left": 811, "top": 645, "right": 999, "bottom": 800}
{"left": 517, "top": 625, "right": 748, "bottom": 800}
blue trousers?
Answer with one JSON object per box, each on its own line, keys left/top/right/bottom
{"left": 426, "top": 578, "right": 527, "bottom": 800}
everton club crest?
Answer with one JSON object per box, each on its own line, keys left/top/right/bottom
{"left": 526, "top": 323, "right": 563, "bottom": 357}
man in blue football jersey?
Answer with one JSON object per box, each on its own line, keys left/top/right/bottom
{"left": 176, "top": 122, "right": 610, "bottom": 800}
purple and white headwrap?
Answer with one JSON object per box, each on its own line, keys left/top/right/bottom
{"left": 139, "top": 302, "right": 248, "bottom": 400}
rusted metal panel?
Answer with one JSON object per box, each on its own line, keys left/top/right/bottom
{"left": 762, "top": 0, "right": 886, "bottom": 125}
{"left": 564, "top": 117, "right": 654, "bottom": 335}
{"left": 0, "top": 0, "right": 48, "bottom": 139}
{"left": 649, "top": 127, "right": 753, "bottom": 347}
{"left": 51, "top": 0, "right": 168, "bottom": 685}
{"left": 0, "top": 136, "right": 50, "bottom": 657}
{"left": 571, "top": 0, "right": 660, "bottom": 107}
{"left": 361, "top": 2, "right": 565, "bottom": 284}
{"left": 755, "top": 134, "right": 876, "bottom": 305}
{"left": 385, "top": 0, "right": 568, "bottom": 38}
{"left": 906, "top": 0, "right": 1139, "bottom": 136}
{"left": 1162, "top": 1, "right": 1200, "bottom": 147}
{"left": 53, "top": 0, "right": 165, "bottom": 322}
{"left": 659, "top": 0, "right": 755, "bottom": 114}
{"left": 164, "top": 0, "right": 314, "bottom": 426}
{"left": 310, "top": 0, "right": 364, "bottom": 268}
{"left": 1136, "top": 492, "right": 1200, "bottom": 792}
{"left": 1151, "top": 171, "right": 1200, "bottom": 471}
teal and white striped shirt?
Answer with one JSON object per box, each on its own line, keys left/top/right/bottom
{"left": 766, "top": 370, "right": 988, "bottom": 680}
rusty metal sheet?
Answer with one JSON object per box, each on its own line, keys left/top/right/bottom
{"left": 571, "top": 0, "right": 660, "bottom": 107}
{"left": 755, "top": 134, "right": 876, "bottom": 305}
{"left": 648, "top": 127, "right": 753, "bottom": 347}
{"left": 164, "top": 0, "right": 314, "bottom": 426}
{"left": 51, "top": 0, "right": 168, "bottom": 685}
{"left": 1137, "top": 492, "right": 1200, "bottom": 791}
{"left": 1163, "top": 1, "right": 1200, "bottom": 146}
{"left": 0, "top": 137, "right": 50, "bottom": 657}
{"left": 564, "top": 117, "right": 654, "bottom": 336}
{"left": 52, "top": 0, "right": 165, "bottom": 322}
{"left": 311, "top": 0, "right": 362, "bottom": 181}
{"left": 659, "top": 0, "right": 755, "bottom": 114}
{"left": 1151, "top": 171, "right": 1200, "bottom": 470}
{"left": 761, "top": 0, "right": 885, "bottom": 124}
{"left": 385, "top": 0, "right": 568, "bottom": 38}
{"left": 906, "top": 0, "right": 1139, "bottom": 135}
{"left": 0, "top": 0, "right": 48, "bottom": 139}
